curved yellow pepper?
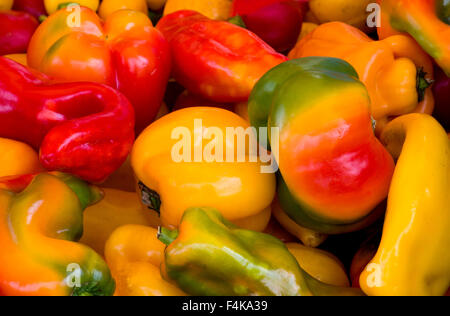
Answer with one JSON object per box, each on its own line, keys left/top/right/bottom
{"left": 44, "top": 0, "right": 99, "bottom": 15}
{"left": 0, "top": 0, "right": 13, "bottom": 10}
{"left": 99, "top": 0, "right": 148, "bottom": 20}
{"left": 272, "top": 198, "right": 327, "bottom": 248}
{"left": 163, "top": 0, "right": 232, "bottom": 20}
{"left": 105, "top": 225, "right": 186, "bottom": 296}
{"left": 80, "top": 188, "right": 161, "bottom": 256}
{"left": 131, "top": 107, "right": 276, "bottom": 230}
{"left": 287, "top": 243, "right": 350, "bottom": 288}
{"left": 360, "top": 114, "right": 450, "bottom": 296}
{"left": 0, "top": 138, "right": 42, "bottom": 178}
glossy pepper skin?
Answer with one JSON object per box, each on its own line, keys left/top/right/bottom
{"left": 0, "top": 11, "right": 39, "bottom": 56}
{"left": 231, "top": 0, "right": 307, "bottom": 52}
{"left": 105, "top": 225, "right": 186, "bottom": 296}
{"left": 156, "top": 10, "right": 287, "bottom": 103}
{"left": 378, "top": 0, "right": 450, "bottom": 76}
{"left": 249, "top": 57, "right": 395, "bottom": 234}
{"left": 0, "top": 57, "right": 135, "bottom": 183}
{"left": 99, "top": 0, "right": 148, "bottom": 20}
{"left": 28, "top": 7, "right": 171, "bottom": 133}
{"left": 0, "top": 172, "right": 115, "bottom": 296}
{"left": 159, "top": 207, "right": 363, "bottom": 296}
{"left": 360, "top": 114, "right": 450, "bottom": 296}
{"left": 0, "top": 138, "right": 42, "bottom": 178}
{"left": 13, "top": 0, "right": 46, "bottom": 19}
{"left": 163, "top": 0, "right": 233, "bottom": 20}
{"left": 131, "top": 107, "right": 276, "bottom": 230}
{"left": 44, "top": 0, "right": 99, "bottom": 15}
{"left": 289, "top": 22, "right": 435, "bottom": 133}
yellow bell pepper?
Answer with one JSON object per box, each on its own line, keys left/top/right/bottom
{"left": 308, "top": 0, "right": 373, "bottom": 32}
{"left": 146, "top": 0, "right": 166, "bottom": 11}
{"left": 80, "top": 188, "right": 161, "bottom": 256}
{"left": 163, "top": 0, "right": 232, "bottom": 20}
{"left": 105, "top": 225, "right": 186, "bottom": 296}
{"left": 0, "top": 138, "right": 42, "bottom": 178}
{"left": 360, "top": 114, "right": 450, "bottom": 296}
{"left": 4, "top": 54, "right": 28, "bottom": 67}
{"left": 99, "top": 0, "right": 148, "bottom": 20}
{"left": 297, "top": 22, "right": 318, "bottom": 42}
{"left": 272, "top": 198, "right": 327, "bottom": 248}
{"left": 0, "top": 0, "right": 13, "bottom": 11}
{"left": 131, "top": 107, "right": 276, "bottom": 230}
{"left": 44, "top": 0, "right": 99, "bottom": 15}
{"left": 287, "top": 243, "right": 350, "bottom": 287}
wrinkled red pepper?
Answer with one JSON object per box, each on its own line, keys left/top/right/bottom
{"left": 0, "top": 11, "right": 38, "bottom": 55}
{"left": 231, "top": 0, "right": 308, "bottom": 52}
{"left": 156, "top": 10, "right": 288, "bottom": 103}
{"left": 13, "top": 0, "right": 46, "bottom": 19}
{"left": 433, "top": 66, "right": 450, "bottom": 131}
{"left": 0, "top": 57, "right": 135, "bottom": 183}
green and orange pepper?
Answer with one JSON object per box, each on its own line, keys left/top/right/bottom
{"left": 249, "top": 57, "right": 395, "bottom": 234}
{"left": 0, "top": 172, "right": 115, "bottom": 296}
{"left": 378, "top": 0, "right": 450, "bottom": 76}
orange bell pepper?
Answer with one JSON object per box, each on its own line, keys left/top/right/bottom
{"left": 289, "top": 22, "right": 435, "bottom": 134}
{"left": 0, "top": 138, "right": 42, "bottom": 178}
{"left": 28, "top": 7, "right": 171, "bottom": 133}
{"left": 105, "top": 225, "right": 186, "bottom": 296}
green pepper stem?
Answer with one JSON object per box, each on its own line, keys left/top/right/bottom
{"left": 227, "top": 15, "right": 247, "bottom": 29}
{"left": 158, "top": 227, "right": 179, "bottom": 246}
{"left": 416, "top": 67, "right": 434, "bottom": 102}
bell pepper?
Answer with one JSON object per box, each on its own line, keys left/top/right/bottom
{"left": 249, "top": 57, "right": 395, "bottom": 234}
{"left": 44, "top": 0, "right": 99, "bottom": 15}
{"left": 13, "top": 0, "right": 46, "bottom": 19}
{"left": 99, "top": 0, "right": 148, "bottom": 20}
{"left": 0, "top": 11, "right": 39, "bottom": 56}
{"left": 105, "top": 225, "right": 186, "bottom": 296}
{"left": 131, "top": 107, "right": 276, "bottom": 230}
{"left": 100, "top": 156, "right": 137, "bottom": 192}
{"left": 433, "top": 66, "right": 450, "bottom": 131}
{"left": 378, "top": 0, "right": 450, "bottom": 76}
{"left": 308, "top": 0, "right": 374, "bottom": 32}
{"left": 0, "top": 172, "right": 115, "bottom": 296}
{"left": 272, "top": 197, "right": 327, "bottom": 247}
{"left": 286, "top": 243, "right": 350, "bottom": 287}
{"left": 289, "top": 22, "right": 435, "bottom": 133}
{"left": 0, "top": 138, "right": 42, "bottom": 178}
{"left": 0, "top": 0, "right": 13, "bottom": 10}
{"left": 231, "top": 0, "right": 307, "bottom": 52}
{"left": 360, "top": 114, "right": 450, "bottom": 296}
{"left": 156, "top": 10, "right": 287, "bottom": 103}
{"left": 80, "top": 188, "right": 161, "bottom": 256}
{"left": 28, "top": 7, "right": 171, "bottom": 133}
{"left": 163, "top": 0, "right": 233, "bottom": 20}
{"left": 0, "top": 57, "right": 135, "bottom": 183}
{"left": 159, "top": 207, "right": 363, "bottom": 296}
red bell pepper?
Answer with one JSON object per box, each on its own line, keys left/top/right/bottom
{"left": 13, "top": 0, "right": 46, "bottom": 19}
{"left": 0, "top": 11, "right": 38, "bottom": 55}
{"left": 0, "top": 57, "right": 135, "bottom": 183}
{"left": 231, "top": 0, "right": 308, "bottom": 52}
{"left": 156, "top": 10, "right": 288, "bottom": 103}
{"left": 433, "top": 66, "right": 450, "bottom": 131}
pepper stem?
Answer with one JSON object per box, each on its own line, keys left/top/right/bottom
{"left": 228, "top": 15, "right": 247, "bottom": 29}
{"left": 158, "top": 227, "right": 179, "bottom": 246}
{"left": 416, "top": 67, "right": 434, "bottom": 102}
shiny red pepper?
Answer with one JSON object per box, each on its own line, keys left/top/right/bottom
{"left": 0, "top": 57, "right": 135, "bottom": 183}
{"left": 13, "top": 0, "right": 46, "bottom": 19}
{"left": 0, "top": 11, "right": 38, "bottom": 55}
{"left": 156, "top": 10, "right": 287, "bottom": 103}
{"left": 231, "top": 0, "right": 308, "bottom": 52}
{"left": 433, "top": 66, "right": 450, "bottom": 131}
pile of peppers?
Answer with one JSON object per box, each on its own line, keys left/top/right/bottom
{"left": 0, "top": 0, "right": 448, "bottom": 297}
